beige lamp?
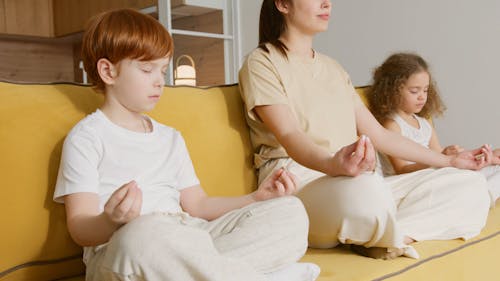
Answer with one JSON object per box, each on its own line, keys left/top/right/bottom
{"left": 174, "top": 55, "right": 197, "bottom": 86}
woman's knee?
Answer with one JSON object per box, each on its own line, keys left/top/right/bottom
{"left": 296, "top": 174, "right": 396, "bottom": 247}
{"left": 297, "top": 173, "right": 394, "bottom": 217}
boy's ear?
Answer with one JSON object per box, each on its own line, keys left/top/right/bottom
{"left": 275, "top": 0, "right": 290, "bottom": 14}
{"left": 97, "top": 58, "right": 117, "bottom": 85}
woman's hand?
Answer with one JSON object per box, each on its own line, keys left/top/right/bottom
{"left": 442, "top": 144, "right": 464, "bottom": 155}
{"left": 328, "top": 135, "right": 376, "bottom": 177}
{"left": 253, "top": 168, "right": 299, "bottom": 201}
{"left": 449, "top": 145, "right": 492, "bottom": 170}
{"left": 103, "top": 181, "right": 143, "bottom": 226}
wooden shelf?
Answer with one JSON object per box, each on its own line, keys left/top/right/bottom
{"left": 1, "top": 0, "right": 156, "bottom": 38}
{"left": 171, "top": 0, "right": 221, "bottom": 19}
{"left": 0, "top": 0, "right": 226, "bottom": 85}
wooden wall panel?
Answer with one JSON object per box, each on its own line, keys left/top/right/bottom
{"left": 0, "top": 38, "right": 74, "bottom": 82}
{"left": 53, "top": 0, "right": 156, "bottom": 36}
{"left": 4, "top": 0, "right": 54, "bottom": 37}
{"left": 0, "top": 1, "right": 226, "bottom": 85}
{"left": 0, "top": 0, "right": 6, "bottom": 33}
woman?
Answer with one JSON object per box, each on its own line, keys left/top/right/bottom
{"left": 238, "top": 0, "right": 491, "bottom": 259}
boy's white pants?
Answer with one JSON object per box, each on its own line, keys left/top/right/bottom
{"left": 260, "top": 159, "right": 491, "bottom": 251}
{"left": 85, "top": 196, "right": 309, "bottom": 281}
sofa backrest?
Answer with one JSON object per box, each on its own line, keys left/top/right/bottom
{"left": 1, "top": 82, "right": 101, "bottom": 280}
{"left": 0, "top": 82, "right": 260, "bottom": 280}
{"left": 0, "top": 81, "right": 369, "bottom": 280}
{"left": 151, "top": 84, "right": 258, "bottom": 196}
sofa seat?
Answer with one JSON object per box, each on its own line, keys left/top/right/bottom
{"left": 0, "top": 81, "right": 498, "bottom": 281}
{"left": 305, "top": 201, "right": 499, "bottom": 281}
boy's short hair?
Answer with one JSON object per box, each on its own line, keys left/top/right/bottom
{"left": 82, "top": 8, "right": 174, "bottom": 92}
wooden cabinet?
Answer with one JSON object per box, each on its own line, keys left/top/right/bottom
{"left": 0, "top": 0, "right": 157, "bottom": 83}
{"left": 0, "top": 0, "right": 232, "bottom": 86}
{"left": 0, "top": 0, "right": 7, "bottom": 33}
{"left": 1, "top": 0, "right": 155, "bottom": 37}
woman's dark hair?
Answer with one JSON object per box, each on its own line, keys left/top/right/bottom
{"left": 258, "top": 0, "right": 290, "bottom": 57}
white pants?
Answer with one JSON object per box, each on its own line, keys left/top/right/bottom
{"left": 259, "top": 159, "right": 490, "bottom": 249}
{"left": 479, "top": 165, "right": 500, "bottom": 207}
{"left": 85, "top": 196, "right": 309, "bottom": 281}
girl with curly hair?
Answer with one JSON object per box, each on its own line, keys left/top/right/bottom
{"left": 368, "top": 52, "right": 499, "bottom": 207}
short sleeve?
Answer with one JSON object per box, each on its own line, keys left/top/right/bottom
{"left": 341, "top": 66, "right": 365, "bottom": 109}
{"left": 172, "top": 133, "right": 200, "bottom": 190}
{"left": 53, "top": 126, "right": 101, "bottom": 203}
{"left": 239, "top": 49, "right": 288, "bottom": 121}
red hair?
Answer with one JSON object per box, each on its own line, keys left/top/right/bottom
{"left": 81, "top": 8, "right": 173, "bottom": 92}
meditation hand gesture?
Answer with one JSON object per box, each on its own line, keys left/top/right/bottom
{"left": 104, "top": 181, "right": 143, "bottom": 226}
{"left": 253, "top": 168, "right": 298, "bottom": 201}
{"left": 329, "top": 135, "right": 376, "bottom": 177}
{"left": 449, "top": 145, "right": 492, "bottom": 170}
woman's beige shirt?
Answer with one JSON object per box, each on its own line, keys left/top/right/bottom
{"left": 239, "top": 44, "right": 361, "bottom": 168}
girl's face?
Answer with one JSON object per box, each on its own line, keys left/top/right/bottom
{"left": 279, "top": 0, "right": 332, "bottom": 36}
{"left": 398, "top": 71, "right": 430, "bottom": 115}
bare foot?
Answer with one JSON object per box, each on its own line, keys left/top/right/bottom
{"left": 350, "top": 245, "right": 405, "bottom": 260}
{"left": 404, "top": 236, "right": 415, "bottom": 244}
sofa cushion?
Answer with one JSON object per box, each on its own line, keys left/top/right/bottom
{"left": 0, "top": 82, "right": 101, "bottom": 280}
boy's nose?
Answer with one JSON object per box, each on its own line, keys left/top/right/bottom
{"left": 156, "top": 73, "right": 166, "bottom": 88}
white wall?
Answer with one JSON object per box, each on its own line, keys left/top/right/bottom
{"left": 239, "top": 0, "right": 500, "bottom": 148}
{"left": 238, "top": 0, "right": 262, "bottom": 65}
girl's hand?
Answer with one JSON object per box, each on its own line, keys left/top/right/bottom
{"left": 442, "top": 144, "right": 464, "bottom": 155}
{"left": 450, "top": 145, "right": 492, "bottom": 170}
{"left": 329, "top": 135, "right": 376, "bottom": 177}
{"left": 492, "top": 148, "right": 500, "bottom": 165}
{"left": 103, "top": 181, "right": 143, "bottom": 226}
{"left": 253, "top": 168, "right": 299, "bottom": 201}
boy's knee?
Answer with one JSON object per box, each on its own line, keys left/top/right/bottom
{"left": 270, "top": 196, "right": 309, "bottom": 229}
{"left": 107, "top": 214, "right": 179, "bottom": 260}
{"left": 107, "top": 216, "right": 155, "bottom": 259}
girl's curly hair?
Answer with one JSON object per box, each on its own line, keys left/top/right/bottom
{"left": 367, "top": 53, "right": 446, "bottom": 124}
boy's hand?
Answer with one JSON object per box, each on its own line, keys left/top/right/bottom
{"left": 103, "top": 181, "right": 142, "bottom": 226}
{"left": 442, "top": 144, "right": 464, "bottom": 155}
{"left": 253, "top": 168, "right": 298, "bottom": 201}
{"left": 329, "top": 135, "right": 376, "bottom": 177}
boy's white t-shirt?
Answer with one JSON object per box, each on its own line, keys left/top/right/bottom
{"left": 53, "top": 109, "right": 200, "bottom": 215}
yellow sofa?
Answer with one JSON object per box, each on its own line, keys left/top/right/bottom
{"left": 0, "top": 81, "right": 498, "bottom": 281}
